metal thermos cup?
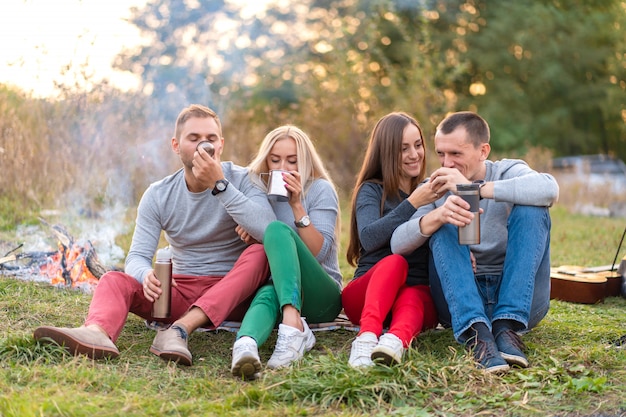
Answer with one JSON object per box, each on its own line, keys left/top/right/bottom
{"left": 267, "top": 170, "right": 290, "bottom": 202}
{"left": 457, "top": 183, "right": 481, "bottom": 245}
{"left": 196, "top": 141, "right": 215, "bottom": 157}
{"left": 152, "top": 247, "right": 172, "bottom": 319}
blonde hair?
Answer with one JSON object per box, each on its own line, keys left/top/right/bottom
{"left": 249, "top": 125, "right": 336, "bottom": 196}
{"left": 249, "top": 125, "right": 341, "bottom": 239}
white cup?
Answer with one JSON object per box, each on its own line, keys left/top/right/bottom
{"left": 267, "top": 170, "right": 290, "bottom": 202}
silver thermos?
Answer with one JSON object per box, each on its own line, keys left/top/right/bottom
{"left": 152, "top": 247, "right": 172, "bottom": 319}
{"left": 457, "top": 183, "right": 481, "bottom": 245}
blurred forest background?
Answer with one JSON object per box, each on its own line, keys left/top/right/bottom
{"left": 1, "top": 0, "right": 625, "bottom": 230}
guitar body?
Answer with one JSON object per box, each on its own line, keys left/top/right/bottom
{"left": 599, "top": 271, "right": 623, "bottom": 298}
{"left": 550, "top": 258, "right": 626, "bottom": 303}
{"left": 550, "top": 268, "right": 607, "bottom": 304}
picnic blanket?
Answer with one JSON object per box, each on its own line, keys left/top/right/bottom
{"left": 146, "top": 313, "right": 360, "bottom": 333}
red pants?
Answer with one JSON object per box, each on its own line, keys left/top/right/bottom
{"left": 341, "top": 254, "right": 438, "bottom": 347}
{"left": 84, "top": 244, "right": 269, "bottom": 342}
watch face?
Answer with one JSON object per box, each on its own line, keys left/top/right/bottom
{"left": 212, "top": 179, "right": 228, "bottom": 195}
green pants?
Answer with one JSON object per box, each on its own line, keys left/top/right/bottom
{"left": 237, "top": 221, "right": 342, "bottom": 346}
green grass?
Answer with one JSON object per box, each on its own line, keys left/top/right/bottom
{"left": 1, "top": 204, "right": 625, "bottom": 416}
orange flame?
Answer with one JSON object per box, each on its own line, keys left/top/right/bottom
{"left": 39, "top": 241, "right": 99, "bottom": 289}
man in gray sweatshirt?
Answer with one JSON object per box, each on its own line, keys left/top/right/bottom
{"left": 34, "top": 104, "right": 275, "bottom": 366}
{"left": 391, "top": 111, "right": 559, "bottom": 373}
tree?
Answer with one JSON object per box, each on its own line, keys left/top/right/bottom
{"left": 428, "top": 0, "right": 626, "bottom": 159}
{"left": 116, "top": 0, "right": 449, "bottom": 190}
{"left": 117, "top": 0, "right": 626, "bottom": 184}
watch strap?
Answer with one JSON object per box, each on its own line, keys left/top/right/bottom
{"left": 473, "top": 180, "right": 486, "bottom": 199}
{"left": 211, "top": 179, "right": 229, "bottom": 196}
{"left": 294, "top": 215, "right": 310, "bottom": 228}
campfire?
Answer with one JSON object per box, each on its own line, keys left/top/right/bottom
{"left": 0, "top": 218, "right": 109, "bottom": 292}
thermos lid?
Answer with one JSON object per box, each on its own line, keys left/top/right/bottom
{"left": 456, "top": 183, "right": 480, "bottom": 193}
{"left": 156, "top": 247, "right": 172, "bottom": 262}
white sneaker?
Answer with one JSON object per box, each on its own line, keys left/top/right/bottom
{"left": 231, "top": 336, "right": 262, "bottom": 380}
{"left": 371, "top": 332, "right": 405, "bottom": 365}
{"left": 267, "top": 318, "right": 316, "bottom": 369}
{"left": 348, "top": 332, "right": 378, "bottom": 368}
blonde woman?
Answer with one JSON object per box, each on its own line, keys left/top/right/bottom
{"left": 231, "top": 125, "right": 342, "bottom": 380}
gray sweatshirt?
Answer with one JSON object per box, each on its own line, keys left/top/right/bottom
{"left": 269, "top": 178, "right": 342, "bottom": 288}
{"left": 391, "top": 159, "right": 559, "bottom": 276}
{"left": 125, "top": 162, "right": 275, "bottom": 282}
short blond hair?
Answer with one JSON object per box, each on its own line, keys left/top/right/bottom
{"left": 174, "top": 104, "right": 222, "bottom": 140}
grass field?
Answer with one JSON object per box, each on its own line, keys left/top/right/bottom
{"left": 1, "top": 204, "right": 625, "bottom": 416}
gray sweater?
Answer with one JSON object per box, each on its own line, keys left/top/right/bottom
{"left": 269, "top": 178, "right": 342, "bottom": 288}
{"left": 125, "top": 162, "right": 275, "bottom": 282}
{"left": 391, "top": 159, "right": 559, "bottom": 276}
{"left": 352, "top": 181, "right": 428, "bottom": 286}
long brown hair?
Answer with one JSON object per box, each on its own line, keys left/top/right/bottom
{"left": 346, "top": 112, "right": 426, "bottom": 267}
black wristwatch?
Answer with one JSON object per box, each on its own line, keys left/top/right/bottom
{"left": 212, "top": 179, "right": 229, "bottom": 196}
{"left": 473, "top": 180, "right": 486, "bottom": 199}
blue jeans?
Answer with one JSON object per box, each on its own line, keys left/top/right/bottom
{"left": 428, "top": 205, "right": 551, "bottom": 342}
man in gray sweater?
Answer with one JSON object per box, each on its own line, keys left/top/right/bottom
{"left": 34, "top": 104, "right": 275, "bottom": 366}
{"left": 391, "top": 111, "right": 559, "bottom": 373}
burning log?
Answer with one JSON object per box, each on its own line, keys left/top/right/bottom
{"left": 38, "top": 218, "right": 108, "bottom": 280}
{"left": 0, "top": 218, "right": 115, "bottom": 291}
{"left": 0, "top": 248, "right": 57, "bottom": 270}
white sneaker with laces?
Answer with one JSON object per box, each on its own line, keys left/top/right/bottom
{"left": 231, "top": 336, "right": 262, "bottom": 380}
{"left": 348, "top": 331, "right": 378, "bottom": 368}
{"left": 267, "top": 318, "right": 316, "bottom": 369}
{"left": 371, "top": 332, "right": 405, "bottom": 365}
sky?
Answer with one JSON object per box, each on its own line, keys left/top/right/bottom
{"left": 0, "top": 0, "right": 149, "bottom": 97}
{"left": 0, "top": 0, "right": 145, "bottom": 97}
{"left": 0, "top": 0, "right": 274, "bottom": 98}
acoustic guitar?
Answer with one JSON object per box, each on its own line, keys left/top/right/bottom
{"left": 550, "top": 263, "right": 623, "bottom": 304}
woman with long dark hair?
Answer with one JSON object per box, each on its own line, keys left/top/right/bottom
{"left": 343, "top": 112, "right": 440, "bottom": 367}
